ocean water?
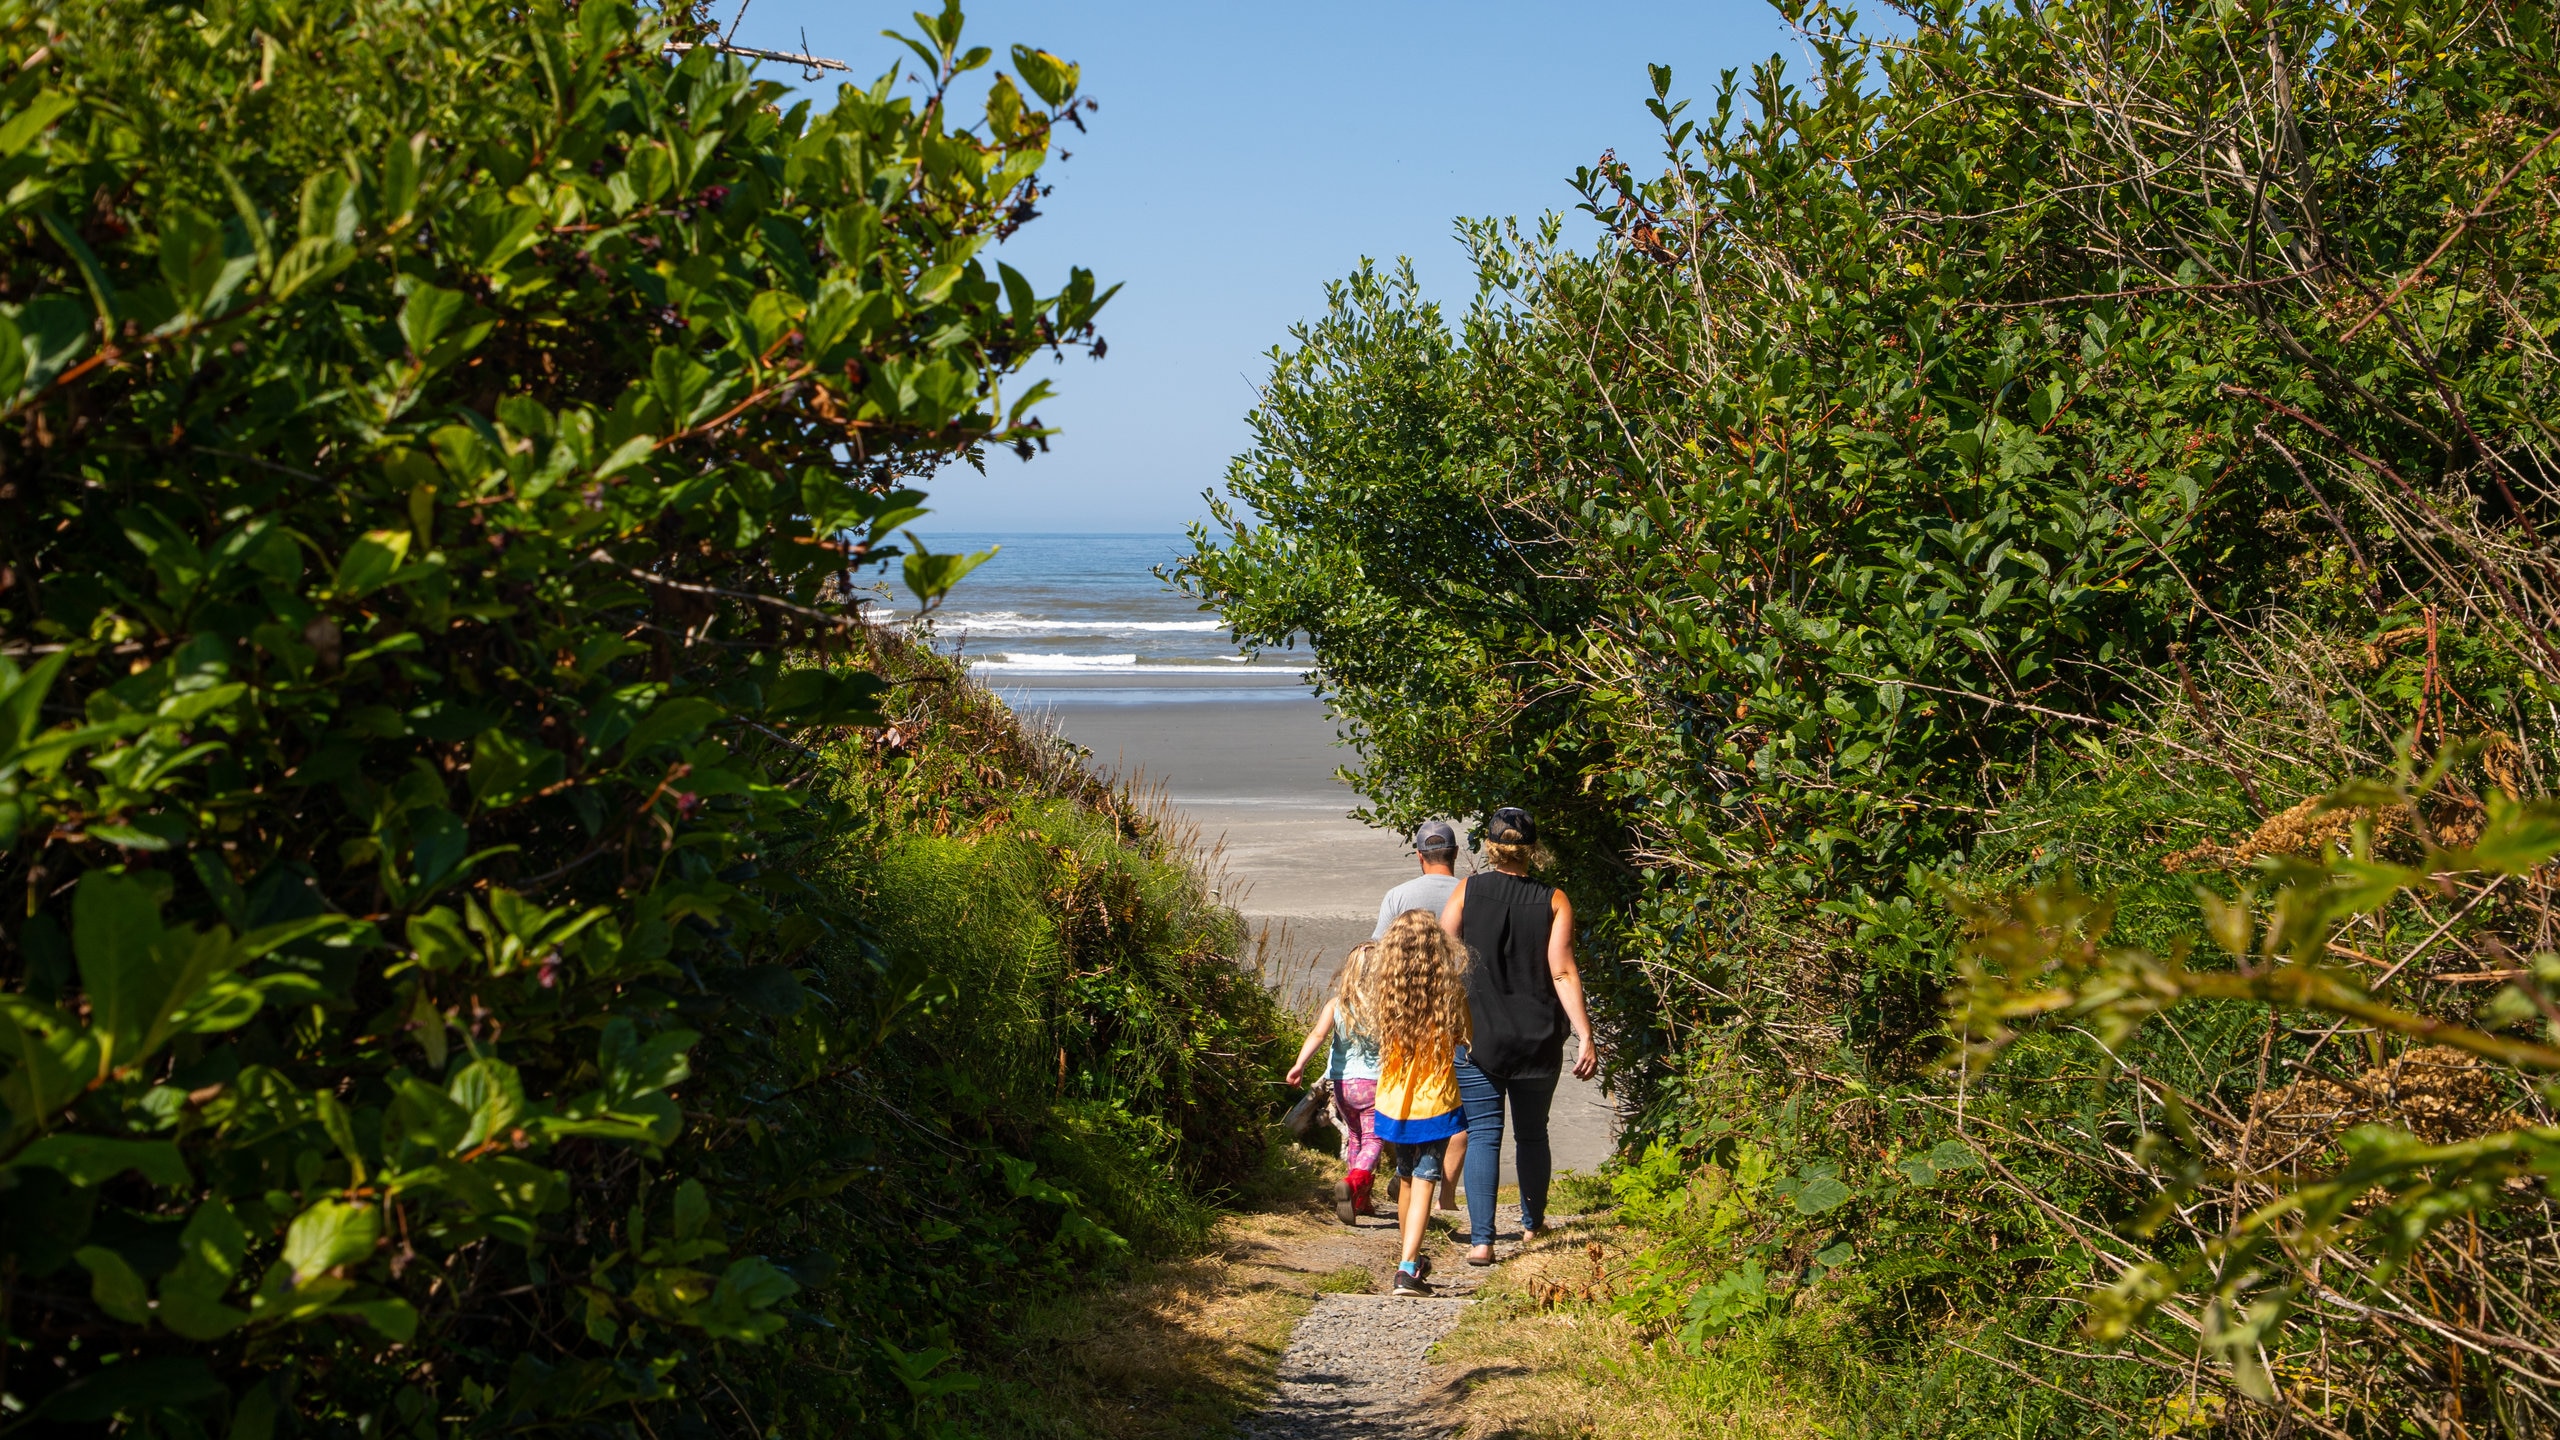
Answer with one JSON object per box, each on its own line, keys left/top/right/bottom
{"left": 902, "top": 533, "right": 1312, "bottom": 699}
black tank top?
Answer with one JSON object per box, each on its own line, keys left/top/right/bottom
{"left": 1457, "top": 871, "right": 1566, "bottom": 1079}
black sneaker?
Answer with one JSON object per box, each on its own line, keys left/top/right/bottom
{"left": 1392, "top": 1267, "right": 1432, "bottom": 1297}
{"left": 1413, "top": 1252, "right": 1433, "bottom": 1281}
{"left": 1333, "top": 1178, "right": 1357, "bottom": 1226}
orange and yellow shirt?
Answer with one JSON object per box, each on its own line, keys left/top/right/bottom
{"left": 1373, "top": 1040, "right": 1465, "bottom": 1144}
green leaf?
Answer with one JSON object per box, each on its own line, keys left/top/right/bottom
{"left": 406, "top": 906, "right": 477, "bottom": 972}
{"left": 672, "top": 1177, "right": 711, "bottom": 1240}
{"left": 154, "top": 207, "right": 257, "bottom": 328}
{"left": 314, "top": 1089, "right": 370, "bottom": 1184}
{"left": 983, "top": 73, "right": 1024, "bottom": 139}
{"left": 600, "top": 1019, "right": 697, "bottom": 1102}
{"left": 622, "top": 696, "right": 724, "bottom": 755}
{"left": 468, "top": 726, "right": 563, "bottom": 808}
{"left": 2325, "top": 857, "right": 2419, "bottom": 915}
{"left": 85, "top": 822, "right": 173, "bottom": 851}
{"left": 0, "top": 994, "right": 94, "bottom": 1127}
{"left": 450, "top": 1057, "right": 528, "bottom": 1151}
{"left": 0, "top": 309, "right": 23, "bottom": 403}
{"left": 13, "top": 293, "right": 94, "bottom": 393}
{"left": 159, "top": 1200, "right": 252, "bottom": 1339}
{"left": 1009, "top": 45, "right": 1079, "bottom": 106}
{"left": 913, "top": 262, "right": 963, "bottom": 303}
{"left": 0, "top": 90, "right": 75, "bottom": 161}
{"left": 592, "top": 431, "right": 655, "bottom": 478}
{"left": 331, "top": 1298, "right": 420, "bottom": 1341}
{"left": 176, "top": 1197, "right": 250, "bottom": 1280}
{"left": 406, "top": 806, "right": 470, "bottom": 890}
{"left": 2469, "top": 798, "right": 2560, "bottom": 875}
{"left": 388, "top": 1070, "right": 471, "bottom": 1156}
{"left": 764, "top": 666, "right": 887, "bottom": 725}
{"left": 432, "top": 1153, "right": 561, "bottom": 1219}
{"left": 902, "top": 537, "right": 997, "bottom": 610}
{"left": 282, "top": 1199, "right": 380, "bottom": 1286}
{"left": 228, "top": 1381, "right": 280, "bottom": 1440}
{"left": 399, "top": 282, "right": 468, "bottom": 358}
{"left": 73, "top": 1244, "right": 154, "bottom": 1321}
{"left": 1792, "top": 1174, "right": 1853, "bottom": 1214}
{"left": 334, "top": 529, "right": 414, "bottom": 597}
{"left": 74, "top": 869, "right": 167, "bottom": 1070}
{"left": 35, "top": 208, "right": 119, "bottom": 324}
{"left": 698, "top": 1254, "right": 798, "bottom": 1341}
{"left": 651, "top": 346, "right": 732, "bottom": 428}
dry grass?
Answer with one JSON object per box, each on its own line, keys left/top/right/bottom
{"left": 964, "top": 1149, "right": 1355, "bottom": 1439}
{"left": 1422, "top": 1214, "right": 1835, "bottom": 1440}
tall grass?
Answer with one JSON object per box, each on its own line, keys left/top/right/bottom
{"left": 827, "top": 634, "right": 1297, "bottom": 1254}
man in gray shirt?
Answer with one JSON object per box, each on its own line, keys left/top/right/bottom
{"left": 1374, "top": 821, "right": 1461, "bottom": 939}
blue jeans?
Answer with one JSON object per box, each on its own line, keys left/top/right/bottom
{"left": 1456, "top": 1048, "right": 1559, "bottom": 1246}
{"left": 1385, "top": 1137, "right": 1451, "bottom": 1183}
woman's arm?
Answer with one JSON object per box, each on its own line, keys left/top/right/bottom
{"left": 1439, "top": 879, "right": 1467, "bottom": 938}
{"left": 1549, "top": 889, "right": 1600, "bottom": 1080}
{"left": 1285, "top": 998, "right": 1339, "bottom": 1087}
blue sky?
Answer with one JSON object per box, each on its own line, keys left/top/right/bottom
{"left": 729, "top": 0, "right": 1798, "bottom": 532}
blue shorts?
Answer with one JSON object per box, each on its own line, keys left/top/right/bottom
{"left": 1386, "top": 1137, "right": 1450, "bottom": 1182}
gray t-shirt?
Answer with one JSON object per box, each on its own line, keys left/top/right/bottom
{"left": 1373, "top": 872, "right": 1461, "bottom": 939}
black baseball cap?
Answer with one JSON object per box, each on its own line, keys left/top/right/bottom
{"left": 1413, "top": 820, "right": 1458, "bottom": 854}
{"left": 1487, "top": 807, "right": 1536, "bottom": 844}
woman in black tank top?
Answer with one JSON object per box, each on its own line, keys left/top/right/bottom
{"left": 1438, "top": 807, "right": 1599, "bottom": 1266}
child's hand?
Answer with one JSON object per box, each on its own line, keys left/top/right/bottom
{"left": 1286, "top": 1061, "right": 1307, "bottom": 1086}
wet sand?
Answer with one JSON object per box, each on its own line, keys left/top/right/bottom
{"left": 988, "top": 668, "right": 1617, "bottom": 1179}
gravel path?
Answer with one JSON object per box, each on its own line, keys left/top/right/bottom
{"left": 1237, "top": 1198, "right": 1544, "bottom": 1439}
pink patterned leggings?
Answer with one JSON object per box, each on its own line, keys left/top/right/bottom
{"left": 1333, "top": 1078, "right": 1382, "bottom": 1173}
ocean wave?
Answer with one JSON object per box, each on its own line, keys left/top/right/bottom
{"left": 971, "top": 654, "right": 1312, "bottom": 676}
{"left": 924, "top": 610, "right": 1225, "bottom": 636}
{"left": 989, "top": 652, "right": 1140, "bottom": 668}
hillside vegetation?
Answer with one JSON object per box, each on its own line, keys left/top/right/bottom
{"left": 1187, "top": 0, "right": 2560, "bottom": 1431}
{"left": 0, "top": 0, "right": 1291, "bottom": 1434}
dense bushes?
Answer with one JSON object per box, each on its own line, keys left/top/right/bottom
{"left": 0, "top": 0, "right": 1294, "bottom": 1434}
{"left": 833, "top": 638, "right": 1296, "bottom": 1256}
{"left": 1187, "top": 0, "right": 2560, "bottom": 1430}
{"left": 739, "top": 638, "right": 1295, "bottom": 1435}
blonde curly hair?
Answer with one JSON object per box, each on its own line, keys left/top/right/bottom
{"left": 1332, "top": 942, "right": 1378, "bottom": 1038}
{"left": 1359, "top": 910, "right": 1469, "bottom": 1072}
{"left": 1481, "top": 839, "right": 1547, "bottom": 873}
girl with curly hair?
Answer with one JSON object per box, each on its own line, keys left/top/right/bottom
{"left": 1285, "top": 943, "right": 1386, "bottom": 1222}
{"left": 1366, "top": 908, "right": 1471, "bottom": 1295}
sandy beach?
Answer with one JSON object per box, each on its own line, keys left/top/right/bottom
{"left": 991, "top": 669, "right": 1398, "bottom": 995}
{"left": 988, "top": 666, "right": 1616, "bottom": 1178}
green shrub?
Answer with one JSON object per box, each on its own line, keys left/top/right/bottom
{"left": 1187, "top": 0, "right": 2560, "bottom": 1427}
{"left": 0, "top": 0, "right": 1131, "bottom": 1431}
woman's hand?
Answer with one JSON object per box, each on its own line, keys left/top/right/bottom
{"left": 1572, "top": 1034, "right": 1600, "bottom": 1081}
{"left": 1286, "top": 1060, "right": 1307, "bottom": 1087}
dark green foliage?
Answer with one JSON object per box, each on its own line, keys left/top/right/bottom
{"left": 0, "top": 1, "right": 1291, "bottom": 1434}
{"left": 830, "top": 639, "right": 1298, "bottom": 1256}
{"left": 714, "top": 639, "right": 1296, "bottom": 1436}
{"left": 1188, "top": 0, "right": 2560, "bottom": 1429}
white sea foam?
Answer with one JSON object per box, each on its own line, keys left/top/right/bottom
{"left": 990, "top": 652, "right": 1140, "bottom": 668}
{"left": 971, "top": 653, "right": 1311, "bottom": 676}
{"left": 925, "top": 610, "right": 1224, "bottom": 636}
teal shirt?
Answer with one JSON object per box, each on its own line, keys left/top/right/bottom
{"left": 1327, "top": 1006, "right": 1383, "bottom": 1081}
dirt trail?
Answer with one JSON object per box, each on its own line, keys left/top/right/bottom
{"left": 1237, "top": 1197, "right": 1544, "bottom": 1440}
